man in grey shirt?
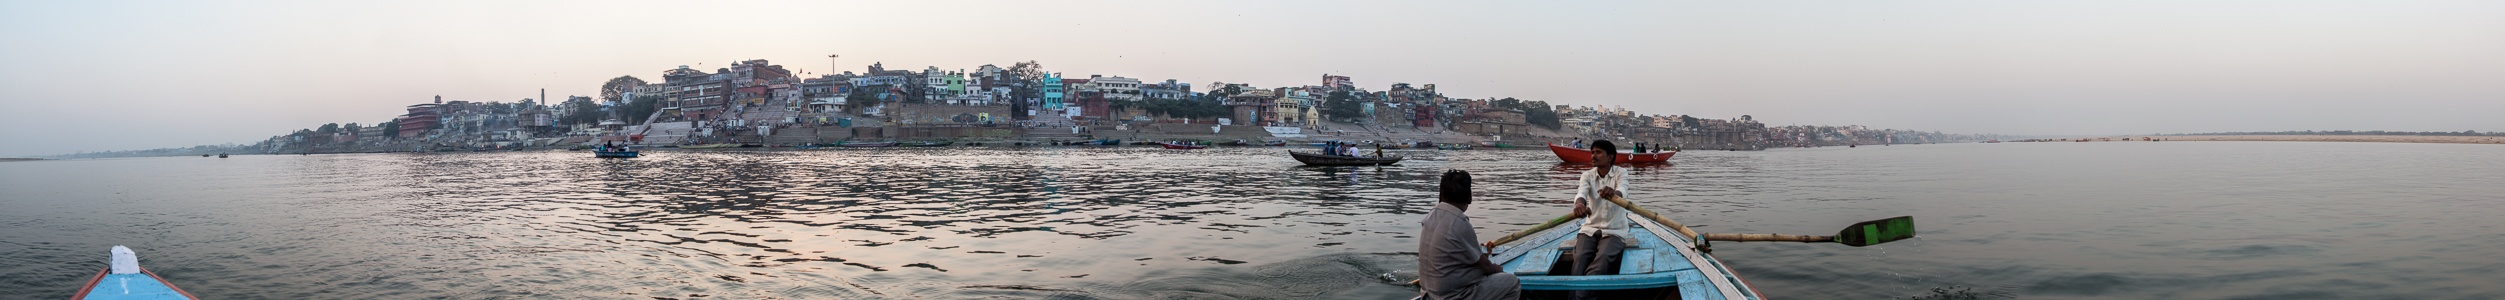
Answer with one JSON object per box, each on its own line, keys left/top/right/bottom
{"left": 1419, "top": 169, "right": 1520, "bottom": 300}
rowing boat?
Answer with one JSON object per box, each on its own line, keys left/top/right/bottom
{"left": 1548, "top": 143, "right": 1675, "bottom": 164}
{"left": 72, "top": 246, "right": 199, "bottom": 300}
{"left": 1288, "top": 151, "right": 1402, "bottom": 166}
{"left": 1487, "top": 214, "right": 1764, "bottom": 299}
{"left": 1160, "top": 142, "right": 1208, "bottom": 149}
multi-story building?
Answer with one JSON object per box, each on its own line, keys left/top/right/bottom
{"left": 1090, "top": 75, "right": 1141, "bottom": 101}
{"left": 1039, "top": 73, "right": 1065, "bottom": 110}
{"left": 1141, "top": 79, "right": 1190, "bottom": 100}
{"left": 396, "top": 98, "right": 442, "bottom": 138}
{"left": 661, "top": 66, "right": 727, "bottom": 121}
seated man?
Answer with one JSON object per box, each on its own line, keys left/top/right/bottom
{"left": 1418, "top": 170, "right": 1520, "bottom": 300}
{"left": 1567, "top": 140, "right": 1630, "bottom": 300}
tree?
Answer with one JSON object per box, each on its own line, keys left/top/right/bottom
{"left": 379, "top": 121, "right": 401, "bottom": 139}
{"left": 620, "top": 95, "right": 663, "bottom": 124}
{"left": 600, "top": 76, "right": 646, "bottom": 103}
{"left": 1323, "top": 91, "right": 1364, "bottom": 122}
{"left": 316, "top": 123, "right": 342, "bottom": 135}
{"left": 560, "top": 96, "right": 604, "bottom": 126}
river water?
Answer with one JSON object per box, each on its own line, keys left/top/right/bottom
{"left": 3, "top": 142, "right": 2500, "bottom": 299}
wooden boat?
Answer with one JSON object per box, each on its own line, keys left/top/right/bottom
{"left": 907, "top": 141, "right": 955, "bottom": 147}
{"left": 840, "top": 141, "right": 899, "bottom": 148}
{"left": 73, "top": 246, "right": 200, "bottom": 300}
{"left": 1485, "top": 214, "right": 1763, "bottom": 299}
{"left": 1088, "top": 139, "right": 1122, "bottom": 146}
{"left": 1160, "top": 142, "right": 1208, "bottom": 150}
{"left": 680, "top": 143, "right": 742, "bottom": 149}
{"left": 1436, "top": 143, "right": 1474, "bottom": 150}
{"left": 1549, "top": 143, "right": 1675, "bottom": 165}
{"left": 593, "top": 149, "right": 638, "bottom": 158}
{"left": 1288, "top": 151, "right": 1402, "bottom": 166}
{"left": 216, "top": 153, "right": 227, "bottom": 158}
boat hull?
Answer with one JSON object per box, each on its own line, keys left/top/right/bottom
{"left": 1489, "top": 215, "right": 1763, "bottom": 299}
{"left": 1288, "top": 151, "right": 1401, "bottom": 166}
{"left": 1548, "top": 144, "right": 1675, "bottom": 164}
{"left": 74, "top": 267, "right": 198, "bottom": 300}
{"left": 593, "top": 151, "right": 639, "bottom": 158}
{"left": 839, "top": 142, "right": 898, "bottom": 148}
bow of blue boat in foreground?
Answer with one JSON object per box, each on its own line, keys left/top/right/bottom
{"left": 1487, "top": 217, "right": 1764, "bottom": 300}
{"left": 73, "top": 246, "right": 198, "bottom": 300}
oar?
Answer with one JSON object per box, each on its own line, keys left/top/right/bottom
{"left": 1699, "top": 216, "right": 1916, "bottom": 247}
{"left": 1601, "top": 194, "right": 1915, "bottom": 247}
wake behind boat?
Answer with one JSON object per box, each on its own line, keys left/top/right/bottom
{"left": 72, "top": 246, "right": 198, "bottom": 300}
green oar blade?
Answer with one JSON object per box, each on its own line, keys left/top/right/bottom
{"left": 1834, "top": 216, "right": 1915, "bottom": 247}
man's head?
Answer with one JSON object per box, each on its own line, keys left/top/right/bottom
{"left": 1439, "top": 169, "right": 1473, "bottom": 209}
{"left": 1590, "top": 140, "right": 1618, "bottom": 167}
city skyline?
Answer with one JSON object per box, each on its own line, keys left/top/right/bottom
{"left": 5, "top": 1, "right": 2503, "bottom": 156}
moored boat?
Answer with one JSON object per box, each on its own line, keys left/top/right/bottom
{"left": 840, "top": 141, "right": 899, "bottom": 148}
{"left": 1160, "top": 142, "right": 1209, "bottom": 149}
{"left": 73, "top": 246, "right": 199, "bottom": 300}
{"left": 1288, "top": 151, "right": 1402, "bottom": 166}
{"left": 1548, "top": 143, "right": 1675, "bottom": 165}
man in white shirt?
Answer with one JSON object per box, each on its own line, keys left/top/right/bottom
{"left": 1566, "top": 140, "right": 1629, "bottom": 300}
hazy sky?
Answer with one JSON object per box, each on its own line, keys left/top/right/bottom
{"left": 4, "top": 0, "right": 2501, "bottom": 156}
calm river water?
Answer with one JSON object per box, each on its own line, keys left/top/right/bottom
{"left": 4, "top": 142, "right": 2501, "bottom": 299}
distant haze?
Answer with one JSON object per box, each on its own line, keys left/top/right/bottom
{"left": 3, "top": 1, "right": 2500, "bottom": 156}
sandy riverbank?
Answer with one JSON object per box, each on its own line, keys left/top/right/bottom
{"left": 2132, "top": 135, "right": 2505, "bottom": 144}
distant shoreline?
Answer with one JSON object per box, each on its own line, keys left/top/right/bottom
{"left": 0, "top": 158, "right": 42, "bottom": 162}
{"left": 2129, "top": 135, "right": 2505, "bottom": 145}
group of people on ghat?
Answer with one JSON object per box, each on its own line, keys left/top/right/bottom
{"left": 1419, "top": 140, "right": 1632, "bottom": 300}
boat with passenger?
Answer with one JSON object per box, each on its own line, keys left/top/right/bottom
{"left": 1447, "top": 195, "right": 1914, "bottom": 299}
{"left": 1548, "top": 143, "right": 1674, "bottom": 164}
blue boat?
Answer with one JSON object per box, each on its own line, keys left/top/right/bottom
{"left": 73, "top": 246, "right": 198, "bottom": 300}
{"left": 593, "top": 145, "right": 638, "bottom": 158}
{"left": 1485, "top": 216, "right": 1765, "bottom": 299}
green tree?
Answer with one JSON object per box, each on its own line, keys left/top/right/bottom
{"left": 316, "top": 123, "right": 341, "bottom": 135}
{"left": 620, "top": 95, "right": 663, "bottom": 124}
{"left": 560, "top": 97, "right": 604, "bottom": 125}
{"left": 1323, "top": 91, "right": 1364, "bottom": 122}
{"left": 379, "top": 121, "right": 401, "bottom": 139}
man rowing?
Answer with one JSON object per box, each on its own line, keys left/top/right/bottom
{"left": 1566, "top": 140, "right": 1630, "bottom": 300}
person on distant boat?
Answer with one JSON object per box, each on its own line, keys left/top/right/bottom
{"left": 1566, "top": 140, "right": 1630, "bottom": 300}
{"left": 1418, "top": 169, "right": 1520, "bottom": 300}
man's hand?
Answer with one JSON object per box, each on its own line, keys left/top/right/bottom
{"left": 1482, "top": 241, "right": 1497, "bottom": 252}
{"left": 1599, "top": 186, "right": 1622, "bottom": 200}
{"left": 1570, "top": 198, "right": 1592, "bottom": 219}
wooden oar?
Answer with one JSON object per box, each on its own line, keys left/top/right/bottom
{"left": 1599, "top": 194, "right": 1702, "bottom": 239}
{"left": 1699, "top": 216, "right": 1916, "bottom": 247}
{"left": 1602, "top": 195, "right": 1915, "bottom": 247}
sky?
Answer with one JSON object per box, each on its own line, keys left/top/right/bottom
{"left": 3, "top": 0, "right": 2501, "bottom": 156}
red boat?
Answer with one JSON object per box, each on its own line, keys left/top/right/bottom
{"left": 1160, "top": 142, "right": 1209, "bottom": 150}
{"left": 1548, "top": 143, "right": 1675, "bottom": 164}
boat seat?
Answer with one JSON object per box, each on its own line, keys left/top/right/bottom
{"left": 1507, "top": 248, "right": 1564, "bottom": 275}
